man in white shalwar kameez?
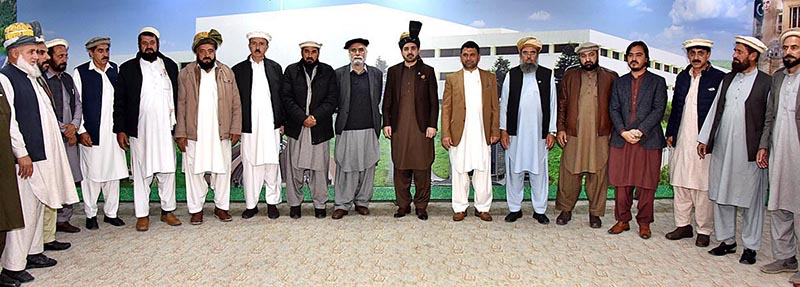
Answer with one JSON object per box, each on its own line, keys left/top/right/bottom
{"left": 698, "top": 36, "right": 771, "bottom": 265}
{"left": 499, "top": 36, "right": 557, "bottom": 224}
{"left": 114, "top": 27, "right": 182, "bottom": 231}
{"left": 0, "top": 21, "right": 79, "bottom": 283}
{"left": 232, "top": 31, "right": 284, "bottom": 220}
{"left": 73, "top": 37, "right": 128, "bottom": 230}
{"left": 442, "top": 41, "right": 499, "bottom": 222}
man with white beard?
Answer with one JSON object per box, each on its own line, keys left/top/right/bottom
{"left": 0, "top": 21, "right": 80, "bottom": 284}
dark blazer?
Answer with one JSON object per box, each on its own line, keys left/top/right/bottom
{"left": 609, "top": 70, "right": 668, "bottom": 149}
{"left": 666, "top": 64, "right": 725, "bottom": 144}
{"left": 760, "top": 67, "right": 799, "bottom": 150}
{"left": 334, "top": 64, "right": 383, "bottom": 136}
{"left": 280, "top": 60, "right": 338, "bottom": 144}
{"left": 382, "top": 59, "right": 438, "bottom": 133}
{"left": 113, "top": 52, "right": 179, "bottom": 138}
{"left": 557, "top": 66, "right": 618, "bottom": 137}
{"left": 232, "top": 56, "right": 284, "bottom": 132}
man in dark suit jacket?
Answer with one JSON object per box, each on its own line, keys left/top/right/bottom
{"left": 607, "top": 41, "right": 667, "bottom": 240}
{"left": 232, "top": 31, "right": 284, "bottom": 220}
{"left": 382, "top": 21, "right": 439, "bottom": 220}
{"left": 331, "top": 38, "right": 383, "bottom": 219}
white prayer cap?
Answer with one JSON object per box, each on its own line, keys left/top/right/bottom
{"left": 682, "top": 38, "right": 713, "bottom": 49}
{"left": 735, "top": 36, "right": 766, "bottom": 54}
{"left": 139, "top": 26, "right": 160, "bottom": 39}
{"left": 780, "top": 28, "right": 800, "bottom": 44}
{"left": 246, "top": 31, "right": 272, "bottom": 42}
{"left": 299, "top": 41, "right": 322, "bottom": 49}
{"left": 45, "top": 38, "right": 68, "bottom": 49}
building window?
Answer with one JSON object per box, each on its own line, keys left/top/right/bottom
{"left": 540, "top": 45, "right": 550, "bottom": 54}
{"left": 663, "top": 64, "right": 671, "bottom": 72}
{"left": 553, "top": 43, "right": 576, "bottom": 54}
{"left": 654, "top": 62, "right": 661, "bottom": 70}
{"left": 420, "top": 49, "right": 435, "bottom": 58}
{"left": 440, "top": 48, "right": 461, "bottom": 57}
{"left": 792, "top": 6, "right": 800, "bottom": 28}
{"left": 612, "top": 51, "right": 621, "bottom": 60}
{"left": 673, "top": 67, "right": 680, "bottom": 74}
{"left": 600, "top": 48, "right": 608, "bottom": 57}
{"left": 496, "top": 45, "right": 518, "bottom": 55}
{"left": 479, "top": 47, "right": 490, "bottom": 55}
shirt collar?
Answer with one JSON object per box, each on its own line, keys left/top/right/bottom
{"left": 89, "top": 61, "right": 112, "bottom": 72}
{"left": 45, "top": 69, "right": 57, "bottom": 79}
{"left": 350, "top": 64, "right": 368, "bottom": 75}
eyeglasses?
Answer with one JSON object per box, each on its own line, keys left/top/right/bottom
{"left": 349, "top": 47, "right": 366, "bottom": 54}
{"left": 521, "top": 50, "right": 538, "bottom": 56}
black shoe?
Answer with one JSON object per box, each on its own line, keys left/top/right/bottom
{"left": 708, "top": 242, "right": 737, "bottom": 256}
{"left": 289, "top": 206, "right": 301, "bottom": 219}
{"left": 0, "top": 271, "right": 20, "bottom": 287}
{"left": 103, "top": 216, "right": 125, "bottom": 226}
{"left": 415, "top": 208, "right": 428, "bottom": 220}
{"left": 532, "top": 212, "right": 550, "bottom": 224}
{"left": 43, "top": 240, "right": 71, "bottom": 251}
{"left": 0, "top": 269, "right": 30, "bottom": 284}
{"left": 267, "top": 204, "right": 279, "bottom": 219}
{"left": 740, "top": 249, "right": 757, "bottom": 265}
{"left": 314, "top": 208, "right": 326, "bottom": 219}
{"left": 504, "top": 211, "right": 523, "bottom": 222}
{"left": 85, "top": 217, "right": 99, "bottom": 230}
{"left": 242, "top": 207, "right": 259, "bottom": 219}
{"left": 394, "top": 207, "right": 409, "bottom": 218}
{"left": 25, "top": 253, "right": 56, "bottom": 269}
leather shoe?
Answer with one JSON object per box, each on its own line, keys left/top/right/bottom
{"left": 452, "top": 211, "right": 466, "bottom": 221}
{"left": 56, "top": 222, "right": 80, "bottom": 233}
{"left": 314, "top": 208, "right": 326, "bottom": 219}
{"left": 474, "top": 210, "right": 492, "bottom": 222}
{"left": 103, "top": 216, "right": 125, "bottom": 226}
{"left": 608, "top": 221, "right": 630, "bottom": 234}
{"left": 136, "top": 217, "right": 150, "bottom": 232}
{"left": 214, "top": 208, "right": 232, "bottom": 222}
{"left": 85, "top": 217, "right": 99, "bottom": 230}
{"left": 331, "top": 209, "right": 348, "bottom": 220}
{"left": 639, "top": 225, "right": 652, "bottom": 239}
{"left": 740, "top": 249, "right": 757, "bottom": 265}
{"left": 589, "top": 215, "right": 602, "bottom": 228}
{"left": 43, "top": 241, "right": 70, "bottom": 251}
{"left": 416, "top": 208, "right": 428, "bottom": 220}
{"left": 696, "top": 234, "right": 710, "bottom": 247}
{"left": 556, "top": 211, "right": 572, "bottom": 225}
{"left": 267, "top": 204, "right": 280, "bottom": 219}
{"left": 355, "top": 206, "right": 370, "bottom": 215}
{"left": 160, "top": 212, "right": 182, "bottom": 226}
{"left": 532, "top": 213, "right": 550, "bottom": 224}
{"left": 665, "top": 225, "right": 694, "bottom": 240}
{"left": 504, "top": 211, "right": 522, "bottom": 222}
{"left": 242, "top": 207, "right": 259, "bottom": 219}
{"left": 394, "top": 207, "right": 409, "bottom": 218}
{"left": 289, "top": 206, "right": 301, "bottom": 219}
{"left": 1, "top": 269, "right": 31, "bottom": 284}
{"left": 708, "top": 242, "right": 737, "bottom": 256}
{"left": 190, "top": 212, "right": 203, "bottom": 225}
{"left": 0, "top": 271, "right": 20, "bottom": 287}
{"left": 25, "top": 253, "right": 56, "bottom": 269}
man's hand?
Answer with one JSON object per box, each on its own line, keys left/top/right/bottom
{"left": 756, "top": 148, "right": 769, "bottom": 169}
{"left": 116, "top": 132, "right": 129, "bottom": 151}
{"left": 230, "top": 134, "right": 241, "bottom": 145}
{"left": 383, "top": 126, "right": 392, "bottom": 139}
{"left": 442, "top": 137, "right": 452, "bottom": 149}
{"left": 425, "top": 127, "right": 437, "bottom": 138}
{"left": 79, "top": 132, "right": 93, "bottom": 147}
{"left": 557, "top": 131, "right": 568, "bottom": 147}
{"left": 500, "top": 130, "right": 510, "bottom": 150}
{"left": 176, "top": 137, "right": 187, "bottom": 152}
{"left": 621, "top": 130, "right": 640, "bottom": 145}
{"left": 62, "top": 124, "right": 77, "bottom": 138}
{"left": 666, "top": 136, "right": 673, "bottom": 148}
{"left": 490, "top": 136, "right": 499, "bottom": 144}
{"left": 545, "top": 133, "right": 556, "bottom": 150}
{"left": 17, "top": 155, "right": 33, "bottom": 179}
{"left": 66, "top": 133, "right": 77, "bottom": 146}
{"left": 279, "top": 125, "right": 285, "bottom": 134}
{"left": 697, "top": 143, "right": 707, "bottom": 160}
{"left": 303, "top": 115, "right": 317, "bottom": 128}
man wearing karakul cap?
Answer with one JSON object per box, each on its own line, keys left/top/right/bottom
{"left": 281, "top": 40, "right": 338, "bottom": 219}
{"left": 698, "top": 36, "right": 771, "bottom": 265}
{"left": 73, "top": 36, "right": 128, "bottom": 230}
{"left": 0, "top": 21, "right": 80, "bottom": 284}
{"left": 175, "top": 29, "right": 242, "bottom": 225}
{"left": 232, "top": 31, "right": 285, "bottom": 219}
{"left": 663, "top": 38, "right": 725, "bottom": 247}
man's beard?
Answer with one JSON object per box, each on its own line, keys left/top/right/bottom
{"left": 140, "top": 48, "right": 158, "bottom": 62}
{"left": 731, "top": 59, "right": 751, "bottom": 73}
{"left": 303, "top": 57, "right": 319, "bottom": 68}
{"left": 49, "top": 60, "right": 67, "bottom": 72}
{"left": 404, "top": 53, "right": 417, "bottom": 63}
{"left": 351, "top": 56, "right": 365, "bottom": 67}
{"left": 520, "top": 62, "right": 538, "bottom": 73}
{"left": 196, "top": 55, "right": 215, "bottom": 70}
{"left": 784, "top": 55, "right": 800, "bottom": 70}
{"left": 16, "top": 57, "right": 41, "bottom": 78}
{"left": 38, "top": 63, "right": 49, "bottom": 74}
{"left": 581, "top": 61, "right": 598, "bottom": 71}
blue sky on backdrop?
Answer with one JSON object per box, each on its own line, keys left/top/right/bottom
{"left": 19, "top": 0, "right": 754, "bottom": 61}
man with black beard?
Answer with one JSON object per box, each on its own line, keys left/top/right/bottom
{"left": 44, "top": 39, "right": 82, "bottom": 235}
{"left": 281, "top": 41, "right": 338, "bottom": 219}
{"left": 554, "top": 42, "right": 618, "bottom": 228}
{"left": 115, "top": 27, "right": 181, "bottom": 231}
{"left": 175, "top": 29, "right": 241, "bottom": 225}
{"left": 698, "top": 36, "right": 771, "bottom": 264}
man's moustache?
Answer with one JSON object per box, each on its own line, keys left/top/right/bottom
{"left": 692, "top": 60, "right": 701, "bottom": 64}
{"left": 254, "top": 49, "right": 261, "bottom": 53}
